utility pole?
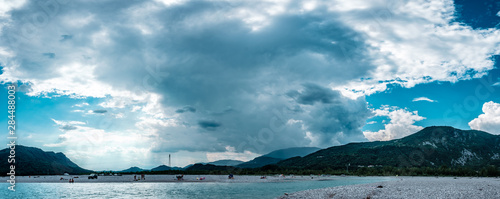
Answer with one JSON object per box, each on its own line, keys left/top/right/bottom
{"left": 169, "top": 154, "right": 171, "bottom": 167}
{"left": 346, "top": 163, "right": 350, "bottom": 174}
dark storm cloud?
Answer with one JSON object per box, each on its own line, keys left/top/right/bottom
{"left": 287, "top": 84, "right": 373, "bottom": 146}
{"left": 58, "top": 0, "right": 374, "bottom": 108}
{"left": 0, "top": 0, "right": 376, "bottom": 153}
{"left": 92, "top": 109, "right": 108, "bottom": 114}
{"left": 175, "top": 106, "right": 196, "bottom": 113}
{"left": 108, "top": 2, "right": 375, "bottom": 152}
{"left": 307, "top": 95, "right": 373, "bottom": 145}
{"left": 287, "top": 83, "right": 339, "bottom": 105}
{"left": 198, "top": 120, "right": 221, "bottom": 131}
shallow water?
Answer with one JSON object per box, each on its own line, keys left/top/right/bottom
{"left": 2, "top": 176, "right": 392, "bottom": 198}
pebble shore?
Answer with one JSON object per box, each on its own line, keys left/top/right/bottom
{"left": 1, "top": 174, "right": 331, "bottom": 183}
{"left": 277, "top": 177, "right": 500, "bottom": 199}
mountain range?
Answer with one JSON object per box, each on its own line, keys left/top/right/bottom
{"left": 0, "top": 145, "right": 92, "bottom": 175}
{"left": 3, "top": 126, "right": 498, "bottom": 175}
{"left": 151, "top": 165, "right": 184, "bottom": 171}
{"left": 119, "top": 166, "right": 147, "bottom": 173}
{"left": 118, "top": 165, "right": 184, "bottom": 173}
{"left": 237, "top": 147, "right": 321, "bottom": 168}
{"left": 170, "top": 147, "right": 321, "bottom": 170}
{"left": 119, "top": 160, "right": 245, "bottom": 173}
{"left": 278, "top": 126, "right": 500, "bottom": 169}
{"left": 208, "top": 159, "right": 245, "bottom": 166}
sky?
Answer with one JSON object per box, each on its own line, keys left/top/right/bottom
{"left": 0, "top": 0, "right": 499, "bottom": 171}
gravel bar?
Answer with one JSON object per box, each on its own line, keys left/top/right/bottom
{"left": 277, "top": 177, "right": 500, "bottom": 199}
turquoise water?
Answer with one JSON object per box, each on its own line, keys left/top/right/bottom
{"left": 2, "top": 177, "right": 391, "bottom": 199}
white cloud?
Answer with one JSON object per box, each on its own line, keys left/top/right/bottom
{"left": 497, "top": 10, "right": 500, "bottom": 17}
{"left": 48, "top": 118, "right": 229, "bottom": 169}
{"left": 469, "top": 101, "right": 500, "bottom": 134}
{"left": 305, "top": 131, "right": 321, "bottom": 147}
{"left": 363, "top": 106, "right": 425, "bottom": 141}
{"left": 51, "top": 118, "right": 86, "bottom": 126}
{"left": 154, "top": 0, "right": 187, "bottom": 7}
{"left": 3, "top": 0, "right": 497, "bottom": 102}
{"left": 113, "top": 113, "right": 124, "bottom": 119}
{"left": 412, "top": 97, "right": 436, "bottom": 102}
{"left": 99, "top": 97, "right": 134, "bottom": 109}
{"left": 135, "top": 116, "right": 179, "bottom": 130}
{"left": 0, "top": 0, "right": 27, "bottom": 18}
{"left": 206, "top": 146, "right": 260, "bottom": 162}
{"left": 1, "top": 0, "right": 500, "bottom": 167}
{"left": 332, "top": 0, "right": 500, "bottom": 99}
{"left": 492, "top": 82, "right": 500, "bottom": 87}
{"left": 46, "top": 119, "right": 156, "bottom": 170}
{"left": 73, "top": 102, "right": 89, "bottom": 107}
{"left": 3, "top": 63, "right": 110, "bottom": 98}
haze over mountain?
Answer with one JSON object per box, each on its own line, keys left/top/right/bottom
{"left": 119, "top": 167, "right": 147, "bottom": 173}
{"left": 278, "top": 126, "right": 500, "bottom": 169}
{"left": 208, "top": 160, "right": 245, "bottom": 166}
{"left": 237, "top": 147, "right": 320, "bottom": 168}
{"left": 117, "top": 165, "right": 184, "bottom": 173}
{"left": 151, "top": 165, "right": 183, "bottom": 172}
{"left": 0, "top": 145, "right": 92, "bottom": 175}
{"left": 185, "top": 164, "right": 235, "bottom": 171}
{"left": 184, "top": 147, "right": 320, "bottom": 169}
{"left": 263, "top": 147, "right": 321, "bottom": 159}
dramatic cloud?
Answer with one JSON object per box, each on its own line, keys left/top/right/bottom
{"left": 469, "top": 101, "right": 500, "bottom": 134}
{"left": 175, "top": 106, "right": 196, "bottom": 113}
{"left": 287, "top": 83, "right": 338, "bottom": 105}
{"left": 412, "top": 97, "right": 436, "bottom": 102}
{"left": 332, "top": 0, "right": 500, "bottom": 98}
{"left": 46, "top": 119, "right": 156, "bottom": 170}
{"left": 0, "top": 0, "right": 26, "bottom": 18}
{"left": 0, "top": 0, "right": 498, "bottom": 167}
{"left": 363, "top": 106, "right": 425, "bottom": 141}
{"left": 286, "top": 84, "right": 373, "bottom": 146}
{"left": 198, "top": 120, "right": 221, "bottom": 131}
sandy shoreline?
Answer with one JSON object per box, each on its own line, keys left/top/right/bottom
{"left": 277, "top": 176, "right": 500, "bottom": 199}
{"left": 0, "top": 174, "right": 337, "bottom": 183}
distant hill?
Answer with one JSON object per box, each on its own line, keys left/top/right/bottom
{"left": 278, "top": 126, "right": 500, "bottom": 169}
{"left": 264, "top": 147, "right": 321, "bottom": 159}
{"left": 0, "top": 145, "right": 93, "bottom": 175}
{"left": 151, "top": 165, "right": 183, "bottom": 171}
{"left": 183, "top": 164, "right": 194, "bottom": 170}
{"left": 236, "top": 156, "right": 284, "bottom": 168}
{"left": 119, "top": 166, "right": 147, "bottom": 173}
{"left": 186, "top": 159, "right": 244, "bottom": 168}
{"left": 237, "top": 147, "right": 321, "bottom": 168}
{"left": 208, "top": 159, "right": 244, "bottom": 166}
{"left": 185, "top": 163, "right": 235, "bottom": 171}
